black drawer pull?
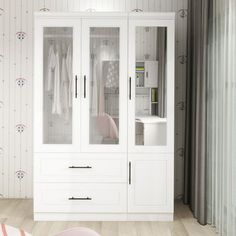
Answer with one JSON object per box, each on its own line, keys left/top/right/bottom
{"left": 68, "top": 166, "right": 92, "bottom": 169}
{"left": 68, "top": 197, "right": 92, "bottom": 201}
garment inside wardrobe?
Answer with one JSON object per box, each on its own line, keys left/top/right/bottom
{"left": 43, "top": 27, "right": 73, "bottom": 144}
{"left": 89, "top": 27, "right": 120, "bottom": 145}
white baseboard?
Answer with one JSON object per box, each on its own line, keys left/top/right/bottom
{"left": 34, "top": 213, "right": 173, "bottom": 221}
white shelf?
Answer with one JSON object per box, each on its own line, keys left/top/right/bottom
{"left": 135, "top": 116, "right": 167, "bottom": 124}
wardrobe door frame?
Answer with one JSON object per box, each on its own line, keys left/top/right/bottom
{"left": 128, "top": 14, "right": 175, "bottom": 153}
{"left": 81, "top": 15, "right": 128, "bottom": 153}
{"left": 34, "top": 15, "right": 81, "bottom": 152}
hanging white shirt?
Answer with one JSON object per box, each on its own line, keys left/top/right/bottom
{"left": 47, "top": 44, "right": 56, "bottom": 91}
{"left": 66, "top": 44, "right": 72, "bottom": 108}
{"left": 61, "top": 54, "right": 70, "bottom": 120}
{"left": 52, "top": 43, "right": 62, "bottom": 115}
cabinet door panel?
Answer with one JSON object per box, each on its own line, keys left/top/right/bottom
{"left": 34, "top": 18, "right": 81, "bottom": 152}
{"left": 81, "top": 18, "right": 127, "bottom": 152}
{"left": 128, "top": 18, "right": 175, "bottom": 153}
{"left": 128, "top": 154, "right": 173, "bottom": 213}
{"left": 145, "top": 61, "right": 158, "bottom": 88}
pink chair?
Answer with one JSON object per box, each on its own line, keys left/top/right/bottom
{"left": 54, "top": 227, "right": 100, "bottom": 236}
{"left": 96, "top": 113, "right": 119, "bottom": 139}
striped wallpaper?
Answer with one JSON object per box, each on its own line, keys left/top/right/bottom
{"left": 0, "top": 0, "right": 187, "bottom": 198}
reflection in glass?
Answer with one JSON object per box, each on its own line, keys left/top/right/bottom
{"left": 89, "top": 27, "right": 120, "bottom": 145}
{"left": 43, "top": 27, "right": 73, "bottom": 144}
{"left": 135, "top": 27, "right": 167, "bottom": 146}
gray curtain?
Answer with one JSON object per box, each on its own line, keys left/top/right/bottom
{"left": 206, "top": 0, "right": 236, "bottom": 235}
{"left": 184, "top": 0, "right": 211, "bottom": 225}
{"left": 157, "top": 28, "right": 167, "bottom": 118}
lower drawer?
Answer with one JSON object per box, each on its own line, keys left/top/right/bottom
{"left": 34, "top": 183, "right": 127, "bottom": 213}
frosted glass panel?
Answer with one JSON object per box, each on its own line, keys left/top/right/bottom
{"left": 89, "top": 27, "right": 119, "bottom": 145}
{"left": 43, "top": 27, "right": 73, "bottom": 144}
{"left": 135, "top": 27, "right": 167, "bottom": 146}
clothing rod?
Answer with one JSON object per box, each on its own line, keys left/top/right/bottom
{"left": 44, "top": 34, "right": 72, "bottom": 38}
{"left": 44, "top": 34, "right": 118, "bottom": 39}
{"left": 91, "top": 34, "right": 119, "bottom": 38}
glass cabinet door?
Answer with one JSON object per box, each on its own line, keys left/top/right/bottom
{"left": 43, "top": 27, "right": 73, "bottom": 144}
{"left": 128, "top": 19, "right": 175, "bottom": 153}
{"left": 34, "top": 19, "right": 80, "bottom": 152}
{"left": 81, "top": 19, "right": 127, "bottom": 152}
{"left": 89, "top": 27, "right": 120, "bottom": 145}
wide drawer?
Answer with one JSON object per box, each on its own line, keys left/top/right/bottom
{"left": 34, "top": 153, "right": 127, "bottom": 182}
{"left": 34, "top": 183, "right": 127, "bottom": 213}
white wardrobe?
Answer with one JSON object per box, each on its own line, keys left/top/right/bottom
{"left": 34, "top": 12, "right": 175, "bottom": 221}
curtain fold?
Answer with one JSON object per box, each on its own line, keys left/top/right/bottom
{"left": 207, "top": 0, "right": 236, "bottom": 235}
{"left": 184, "top": 0, "right": 210, "bottom": 225}
{"left": 186, "top": 0, "right": 236, "bottom": 233}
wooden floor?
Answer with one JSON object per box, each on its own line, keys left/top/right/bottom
{"left": 0, "top": 199, "right": 217, "bottom": 236}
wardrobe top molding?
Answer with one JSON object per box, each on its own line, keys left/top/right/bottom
{"left": 34, "top": 12, "right": 175, "bottom": 20}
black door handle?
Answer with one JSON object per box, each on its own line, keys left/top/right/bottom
{"left": 68, "top": 166, "right": 92, "bottom": 169}
{"left": 68, "top": 197, "right": 92, "bottom": 200}
{"left": 129, "top": 161, "right": 131, "bottom": 185}
{"left": 75, "top": 75, "right": 78, "bottom": 98}
{"left": 84, "top": 75, "right": 86, "bottom": 98}
{"left": 129, "top": 77, "right": 132, "bottom": 100}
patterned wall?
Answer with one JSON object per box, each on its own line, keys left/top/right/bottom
{"left": 0, "top": 0, "right": 187, "bottom": 198}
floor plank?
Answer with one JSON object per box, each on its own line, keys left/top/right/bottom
{"left": 0, "top": 199, "right": 217, "bottom": 236}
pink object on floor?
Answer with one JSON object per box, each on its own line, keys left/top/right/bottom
{"left": 54, "top": 227, "right": 100, "bottom": 236}
{"left": 0, "top": 223, "right": 31, "bottom": 236}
